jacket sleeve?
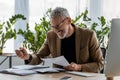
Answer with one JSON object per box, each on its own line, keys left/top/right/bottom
{"left": 81, "top": 31, "right": 104, "bottom": 73}
{"left": 29, "top": 36, "right": 50, "bottom": 65}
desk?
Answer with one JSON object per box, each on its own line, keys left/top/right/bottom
{"left": 0, "top": 53, "right": 16, "bottom": 68}
{"left": 0, "top": 72, "right": 106, "bottom": 80}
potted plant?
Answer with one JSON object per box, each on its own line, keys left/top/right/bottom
{"left": 17, "top": 9, "right": 51, "bottom": 54}
{"left": 0, "top": 14, "right": 26, "bottom": 54}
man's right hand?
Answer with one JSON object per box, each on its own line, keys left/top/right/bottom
{"left": 15, "top": 47, "right": 30, "bottom": 60}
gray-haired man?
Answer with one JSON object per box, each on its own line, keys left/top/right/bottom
{"left": 16, "top": 7, "right": 104, "bottom": 73}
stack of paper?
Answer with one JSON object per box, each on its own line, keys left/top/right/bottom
{"left": 12, "top": 64, "right": 49, "bottom": 70}
{"left": 34, "top": 68, "right": 59, "bottom": 73}
{"left": 0, "top": 69, "right": 36, "bottom": 76}
{"left": 33, "top": 67, "right": 66, "bottom": 73}
{"left": 0, "top": 56, "right": 69, "bottom": 76}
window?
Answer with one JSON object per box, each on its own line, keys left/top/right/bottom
{"left": 0, "top": 0, "right": 15, "bottom": 53}
{"left": 0, "top": 0, "right": 90, "bottom": 53}
{"left": 29, "top": 0, "right": 88, "bottom": 27}
{"left": 103, "top": 0, "right": 120, "bottom": 20}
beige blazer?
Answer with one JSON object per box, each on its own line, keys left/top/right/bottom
{"left": 29, "top": 25, "right": 104, "bottom": 73}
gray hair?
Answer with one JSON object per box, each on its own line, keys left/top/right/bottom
{"left": 50, "top": 7, "right": 70, "bottom": 20}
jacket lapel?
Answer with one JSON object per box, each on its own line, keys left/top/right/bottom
{"left": 75, "top": 27, "right": 81, "bottom": 63}
{"left": 57, "top": 37, "right": 61, "bottom": 57}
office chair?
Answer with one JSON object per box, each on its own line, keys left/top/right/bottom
{"left": 100, "top": 47, "right": 106, "bottom": 73}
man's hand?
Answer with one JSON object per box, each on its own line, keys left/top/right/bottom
{"left": 15, "top": 47, "right": 30, "bottom": 60}
{"left": 64, "top": 62, "right": 82, "bottom": 71}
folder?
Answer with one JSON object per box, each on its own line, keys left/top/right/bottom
{"left": 0, "top": 69, "right": 36, "bottom": 76}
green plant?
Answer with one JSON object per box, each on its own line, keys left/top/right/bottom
{"left": 91, "top": 16, "right": 110, "bottom": 48}
{"left": 0, "top": 14, "right": 26, "bottom": 54}
{"left": 72, "top": 10, "right": 110, "bottom": 48}
{"left": 18, "top": 9, "right": 110, "bottom": 54}
{"left": 17, "top": 9, "right": 51, "bottom": 53}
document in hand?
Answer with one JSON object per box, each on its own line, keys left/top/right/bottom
{"left": 12, "top": 65, "right": 49, "bottom": 70}
{"left": 0, "top": 69, "right": 36, "bottom": 76}
{"left": 53, "top": 56, "right": 69, "bottom": 67}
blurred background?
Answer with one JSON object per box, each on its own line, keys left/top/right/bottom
{"left": 0, "top": 0, "right": 120, "bottom": 69}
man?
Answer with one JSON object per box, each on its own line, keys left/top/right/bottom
{"left": 15, "top": 7, "right": 104, "bottom": 73}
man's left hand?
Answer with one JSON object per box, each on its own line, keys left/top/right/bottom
{"left": 64, "top": 62, "right": 82, "bottom": 71}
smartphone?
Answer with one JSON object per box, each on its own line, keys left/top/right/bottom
{"left": 60, "top": 76, "right": 71, "bottom": 80}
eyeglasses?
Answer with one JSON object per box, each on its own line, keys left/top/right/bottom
{"left": 51, "top": 18, "right": 67, "bottom": 29}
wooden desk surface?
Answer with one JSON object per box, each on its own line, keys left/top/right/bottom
{"left": 0, "top": 72, "right": 106, "bottom": 80}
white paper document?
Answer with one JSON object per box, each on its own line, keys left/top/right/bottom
{"left": 33, "top": 68, "right": 59, "bottom": 73}
{"left": 66, "top": 71, "right": 95, "bottom": 77}
{"left": 0, "top": 69, "right": 36, "bottom": 76}
{"left": 12, "top": 65, "right": 49, "bottom": 70}
{"left": 53, "top": 56, "right": 69, "bottom": 67}
{"left": 41, "top": 56, "right": 69, "bottom": 67}
{"left": 33, "top": 67, "right": 65, "bottom": 73}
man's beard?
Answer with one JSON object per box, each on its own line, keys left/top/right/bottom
{"left": 57, "top": 27, "right": 68, "bottom": 39}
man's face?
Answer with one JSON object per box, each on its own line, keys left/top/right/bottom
{"left": 50, "top": 17, "right": 69, "bottom": 39}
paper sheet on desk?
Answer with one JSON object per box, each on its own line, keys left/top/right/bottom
{"left": 66, "top": 71, "right": 95, "bottom": 77}
{"left": 33, "top": 68, "right": 59, "bottom": 73}
{"left": 53, "top": 56, "right": 69, "bottom": 67}
{"left": 0, "top": 69, "right": 36, "bottom": 76}
{"left": 33, "top": 67, "right": 65, "bottom": 73}
{"left": 12, "top": 65, "right": 49, "bottom": 70}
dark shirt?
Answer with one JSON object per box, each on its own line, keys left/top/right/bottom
{"left": 61, "top": 31, "right": 76, "bottom": 63}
